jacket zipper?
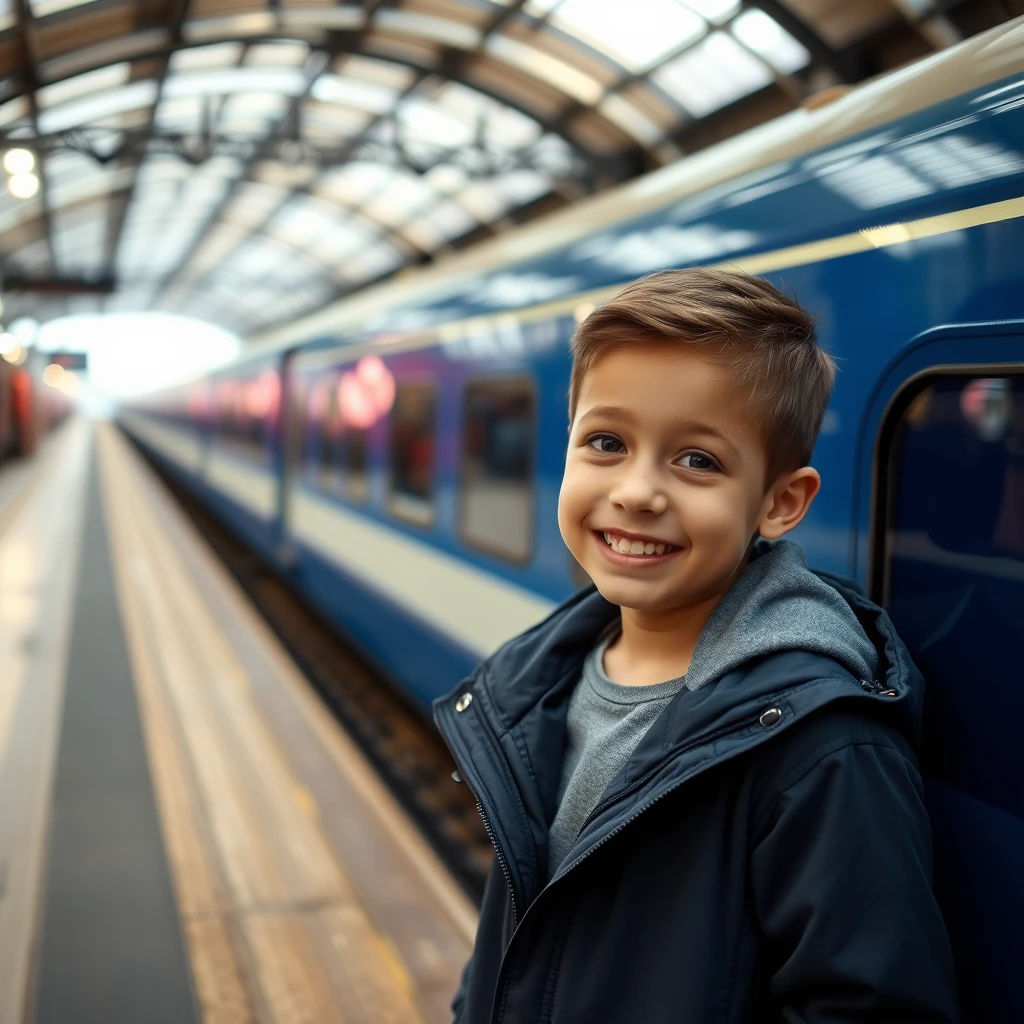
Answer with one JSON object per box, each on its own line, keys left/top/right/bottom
{"left": 476, "top": 797, "right": 519, "bottom": 927}
{"left": 438, "top": 691, "right": 525, "bottom": 928}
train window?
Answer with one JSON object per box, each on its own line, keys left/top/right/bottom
{"left": 459, "top": 379, "right": 535, "bottom": 562}
{"left": 345, "top": 427, "right": 370, "bottom": 503}
{"left": 877, "top": 372, "right": 1024, "bottom": 1021}
{"left": 389, "top": 381, "right": 437, "bottom": 524}
{"left": 316, "top": 384, "right": 344, "bottom": 493}
{"left": 217, "top": 378, "right": 266, "bottom": 462}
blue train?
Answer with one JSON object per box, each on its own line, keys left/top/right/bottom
{"left": 123, "top": 19, "right": 1024, "bottom": 1022}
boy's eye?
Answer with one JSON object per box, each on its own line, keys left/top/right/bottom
{"left": 677, "top": 451, "right": 718, "bottom": 471}
{"left": 587, "top": 434, "right": 625, "bottom": 454}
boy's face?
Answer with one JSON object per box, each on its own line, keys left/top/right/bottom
{"left": 559, "top": 341, "right": 780, "bottom": 614}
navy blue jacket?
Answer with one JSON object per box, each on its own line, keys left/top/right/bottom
{"left": 434, "top": 575, "right": 958, "bottom": 1024}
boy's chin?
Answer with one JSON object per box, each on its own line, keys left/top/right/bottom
{"left": 590, "top": 575, "right": 681, "bottom": 613}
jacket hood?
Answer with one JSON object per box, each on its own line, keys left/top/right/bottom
{"left": 685, "top": 539, "right": 878, "bottom": 691}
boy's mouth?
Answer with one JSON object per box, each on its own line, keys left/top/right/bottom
{"left": 596, "top": 530, "right": 682, "bottom": 558}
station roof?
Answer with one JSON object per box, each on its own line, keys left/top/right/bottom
{"left": 0, "top": 0, "right": 1014, "bottom": 338}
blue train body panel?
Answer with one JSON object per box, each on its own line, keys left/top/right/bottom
{"left": 121, "top": 49, "right": 1024, "bottom": 1022}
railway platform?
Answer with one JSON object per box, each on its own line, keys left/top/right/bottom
{"left": 0, "top": 419, "right": 475, "bottom": 1024}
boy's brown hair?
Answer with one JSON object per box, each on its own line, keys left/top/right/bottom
{"left": 569, "top": 267, "right": 836, "bottom": 481}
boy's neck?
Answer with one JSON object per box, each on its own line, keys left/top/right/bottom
{"left": 603, "top": 546, "right": 755, "bottom": 687}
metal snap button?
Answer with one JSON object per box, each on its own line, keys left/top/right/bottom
{"left": 759, "top": 707, "right": 782, "bottom": 727}
{"left": 455, "top": 692, "right": 473, "bottom": 712}
{"left": 451, "top": 770, "right": 464, "bottom": 783}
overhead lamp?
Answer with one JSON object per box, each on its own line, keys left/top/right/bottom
{"left": 8, "top": 172, "right": 40, "bottom": 199}
{"left": 3, "top": 148, "right": 35, "bottom": 175}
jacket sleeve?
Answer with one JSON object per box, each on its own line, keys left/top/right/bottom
{"left": 749, "top": 736, "right": 959, "bottom": 1023}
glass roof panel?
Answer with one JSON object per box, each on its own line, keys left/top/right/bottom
{"left": 30, "top": 0, "right": 98, "bottom": 18}
{"left": 169, "top": 42, "right": 245, "bottom": 73}
{"left": 223, "top": 181, "right": 291, "bottom": 227}
{"left": 335, "top": 54, "right": 416, "bottom": 91}
{"left": 652, "top": 31, "right": 772, "bottom": 116}
{"left": 317, "top": 162, "right": 397, "bottom": 205}
{"left": 375, "top": 10, "right": 482, "bottom": 50}
{"left": 731, "top": 9, "right": 810, "bottom": 74}
{"left": 37, "top": 79, "right": 158, "bottom": 134}
{"left": 539, "top": 0, "right": 706, "bottom": 71}
{"left": 37, "top": 63, "right": 131, "bottom": 110}
{"left": 244, "top": 41, "right": 311, "bottom": 67}
{"left": 184, "top": 13, "right": 278, "bottom": 44}
{"left": 155, "top": 95, "right": 204, "bottom": 132}
{"left": 279, "top": 7, "right": 365, "bottom": 33}
{"left": 306, "top": 219, "right": 379, "bottom": 262}
{"left": 188, "top": 222, "right": 251, "bottom": 274}
{"left": 343, "top": 240, "right": 405, "bottom": 282}
{"left": 486, "top": 35, "right": 604, "bottom": 105}
{"left": 219, "top": 91, "right": 290, "bottom": 121}
{"left": 362, "top": 171, "right": 437, "bottom": 224}
{"left": 310, "top": 74, "right": 397, "bottom": 114}
{"left": 456, "top": 180, "right": 509, "bottom": 222}
{"left": 430, "top": 81, "right": 543, "bottom": 148}
{"left": 598, "top": 93, "right": 664, "bottom": 143}
{"left": 397, "top": 97, "right": 474, "bottom": 147}
{"left": 165, "top": 68, "right": 308, "bottom": 100}
{"left": 302, "top": 101, "right": 373, "bottom": 137}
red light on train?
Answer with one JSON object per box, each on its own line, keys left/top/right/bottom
{"left": 338, "top": 357, "right": 395, "bottom": 429}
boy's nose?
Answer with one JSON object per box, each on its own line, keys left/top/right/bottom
{"left": 609, "top": 465, "right": 668, "bottom": 516}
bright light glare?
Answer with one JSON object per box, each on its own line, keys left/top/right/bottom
{"left": 57, "top": 370, "right": 81, "bottom": 397}
{"left": 37, "top": 313, "right": 241, "bottom": 399}
{"left": 9, "top": 316, "right": 39, "bottom": 345}
{"left": 43, "top": 363, "right": 64, "bottom": 386}
{"left": 3, "top": 148, "right": 35, "bottom": 174}
{"left": 0, "top": 332, "right": 15, "bottom": 356}
{"left": 9, "top": 172, "right": 40, "bottom": 199}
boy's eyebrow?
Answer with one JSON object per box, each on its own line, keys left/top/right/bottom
{"left": 577, "top": 406, "right": 743, "bottom": 458}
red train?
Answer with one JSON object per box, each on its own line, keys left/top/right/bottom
{"left": 0, "top": 355, "right": 72, "bottom": 460}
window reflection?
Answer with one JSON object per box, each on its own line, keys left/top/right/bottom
{"left": 460, "top": 379, "right": 535, "bottom": 561}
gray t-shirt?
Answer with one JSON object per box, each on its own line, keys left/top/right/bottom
{"left": 547, "top": 629, "right": 686, "bottom": 877}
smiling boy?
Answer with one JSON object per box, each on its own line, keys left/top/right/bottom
{"left": 435, "top": 268, "right": 957, "bottom": 1023}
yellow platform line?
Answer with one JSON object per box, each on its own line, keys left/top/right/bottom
{"left": 98, "top": 425, "right": 429, "bottom": 1024}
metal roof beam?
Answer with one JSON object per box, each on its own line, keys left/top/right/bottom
{"left": 747, "top": 0, "right": 865, "bottom": 82}
{"left": 101, "top": 0, "right": 193, "bottom": 295}
{"left": 9, "top": 0, "right": 57, "bottom": 277}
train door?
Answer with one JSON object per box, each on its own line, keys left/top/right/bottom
{"left": 856, "top": 322, "right": 1023, "bottom": 1024}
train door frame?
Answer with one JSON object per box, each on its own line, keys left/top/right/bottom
{"left": 852, "top": 319, "right": 1024, "bottom": 1024}
{"left": 850, "top": 320, "right": 1024, "bottom": 590}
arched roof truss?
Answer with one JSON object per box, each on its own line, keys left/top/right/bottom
{"left": 0, "top": 0, "right": 1007, "bottom": 335}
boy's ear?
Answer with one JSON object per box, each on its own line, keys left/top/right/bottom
{"left": 758, "top": 467, "right": 821, "bottom": 539}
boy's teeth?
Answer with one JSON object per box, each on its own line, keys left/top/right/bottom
{"left": 602, "top": 531, "right": 673, "bottom": 556}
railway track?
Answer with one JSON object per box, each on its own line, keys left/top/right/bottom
{"left": 134, "top": 445, "right": 492, "bottom": 904}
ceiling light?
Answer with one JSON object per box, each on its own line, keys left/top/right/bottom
{"left": 9, "top": 172, "right": 40, "bottom": 199}
{"left": 3, "top": 148, "right": 35, "bottom": 174}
